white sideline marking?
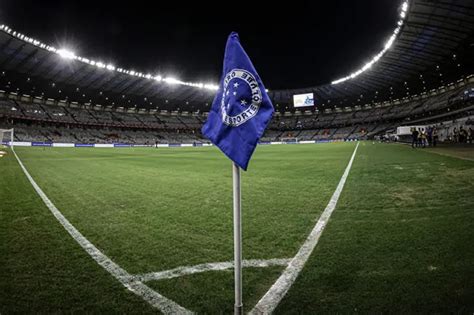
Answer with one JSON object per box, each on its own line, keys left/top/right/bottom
{"left": 250, "top": 142, "right": 360, "bottom": 314}
{"left": 135, "top": 258, "right": 291, "bottom": 282}
{"left": 12, "top": 149, "right": 193, "bottom": 315}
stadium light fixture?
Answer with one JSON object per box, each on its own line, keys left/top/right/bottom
{"left": 164, "top": 77, "right": 182, "bottom": 85}
{"left": 401, "top": 1, "right": 408, "bottom": 11}
{"left": 0, "top": 23, "right": 222, "bottom": 92}
{"left": 331, "top": 0, "right": 409, "bottom": 85}
{"left": 57, "top": 48, "right": 76, "bottom": 60}
{"left": 204, "top": 84, "right": 219, "bottom": 90}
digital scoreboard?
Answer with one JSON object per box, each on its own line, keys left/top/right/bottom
{"left": 293, "top": 93, "right": 314, "bottom": 108}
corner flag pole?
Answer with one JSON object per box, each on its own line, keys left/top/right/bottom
{"left": 201, "top": 32, "right": 274, "bottom": 313}
{"left": 233, "top": 162, "right": 243, "bottom": 315}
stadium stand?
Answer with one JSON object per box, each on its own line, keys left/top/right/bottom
{"left": 1, "top": 79, "right": 472, "bottom": 144}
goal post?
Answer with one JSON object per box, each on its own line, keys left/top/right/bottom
{"left": 0, "top": 128, "right": 14, "bottom": 148}
{"left": 280, "top": 137, "right": 299, "bottom": 144}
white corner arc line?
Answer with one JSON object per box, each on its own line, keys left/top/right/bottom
{"left": 135, "top": 258, "right": 291, "bottom": 282}
{"left": 250, "top": 142, "right": 360, "bottom": 314}
{"left": 11, "top": 149, "right": 193, "bottom": 315}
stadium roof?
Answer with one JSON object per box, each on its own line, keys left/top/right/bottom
{"left": 277, "top": 0, "right": 474, "bottom": 109}
{"left": 0, "top": 0, "right": 473, "bottom": 113}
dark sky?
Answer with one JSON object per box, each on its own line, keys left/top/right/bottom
{"left": 0, "top": 0, "right": 400, "bottom": 89}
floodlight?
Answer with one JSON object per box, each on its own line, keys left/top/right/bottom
{"left": 57, "top": 48, "right": 76, "bottom": 60}
{"left": 164, "top": 77, "right": 180, "bottom": 85}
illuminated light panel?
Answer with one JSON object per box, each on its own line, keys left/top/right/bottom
{"left": 331, "top": 0, "right": 409, "bottom": 85}
{"left": 0, "top": 24, "right": 220, "bottom": 91}
{"left": 57, "top": 48, "right": 76, "bottom": 59}
{"left": 164, "top": 77, "right": 182, "bottom": 85}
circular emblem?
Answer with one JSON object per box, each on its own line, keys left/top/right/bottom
{"left": 220, "top": 69, "right": 262, "bottom": 127}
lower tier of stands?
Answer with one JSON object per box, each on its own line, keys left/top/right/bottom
{"left": 1, "top": 81, "right": 473, "bottom": 144}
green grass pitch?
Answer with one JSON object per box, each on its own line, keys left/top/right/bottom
{"left": 1, "top": 142, "right": 473, "bottom": 313}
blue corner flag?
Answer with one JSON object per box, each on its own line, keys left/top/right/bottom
{"left": 202, "top": 32, "right": 274, "bottom": 171}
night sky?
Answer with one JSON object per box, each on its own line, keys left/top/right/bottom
{"left": 1, "top": 0, "right": 401, "bottom": 90}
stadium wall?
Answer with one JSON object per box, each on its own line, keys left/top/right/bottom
{"left": 2, "top": 139, "right": 354, "bottom": 148}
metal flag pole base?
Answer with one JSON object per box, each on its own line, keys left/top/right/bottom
{"left": 232, "top": 162, "right": 243, "bottom": 315}
{"left": 234, "top": 304, "right": 243, "bottom": 315}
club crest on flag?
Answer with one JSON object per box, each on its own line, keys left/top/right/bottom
{"left": 202, "top": 32, "right": 274, "bottom": 171}
{"left": 221, "top": 69, "right": 262, "bottom": 127}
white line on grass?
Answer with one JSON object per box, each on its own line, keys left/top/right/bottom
{"left": 135, "top": 258, "right": 291, "bottom": 282}
{"left": 12, "top": 149, "right": 193, "bottom": 315}
{"left": 250, "top": 142, "right": 360, "bottom": 314}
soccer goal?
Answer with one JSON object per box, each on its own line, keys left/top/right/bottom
{"left": 0, "top": 128, "right": 14, "bottom": 148}
{"left": 281, "top": 137, "right": 299, "bottom": 144}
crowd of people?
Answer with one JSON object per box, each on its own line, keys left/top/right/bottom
{"left": 447, "top": 126, "right": 473, "bottom": 143}
{"left": 411, "top": 125, "right": 473, "bottom": 148}
{"left": 411, "top": 126, "right": 439, "bottom": 148}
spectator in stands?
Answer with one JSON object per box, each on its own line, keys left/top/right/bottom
{"left": 468, "top": 127, "right": 473, "bottom": 144}
{"left": 411, "top": 127, "right": 419, "bottom": 148}
{"left": 453, "top": 127, "right": 458, "bottom": 143}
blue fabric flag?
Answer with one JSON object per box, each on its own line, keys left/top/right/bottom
{"left": 202, "top": 32, "right": 274, "bottom": 171}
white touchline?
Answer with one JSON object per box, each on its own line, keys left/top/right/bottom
{"left": 250, "top": 142, "right": 360, "bottom": 315}
{"left": 134, "top": 258, "right": 292, "bottom": 282}
{"left": 12, "top": 148, "right": 193, "bottom": 315}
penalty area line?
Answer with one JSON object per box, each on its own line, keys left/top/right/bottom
{"left": 250, "top": 142, "right": 360, "bottom": 314}
{"left": 12, "top": 148, "right": 192, "bottom": 315}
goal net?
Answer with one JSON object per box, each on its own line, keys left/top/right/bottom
{"left": 0, "top": 128, "right": 14, "bottom": 148}
{"left": 280, "top": 137, "right": 299, "bottom": 143}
